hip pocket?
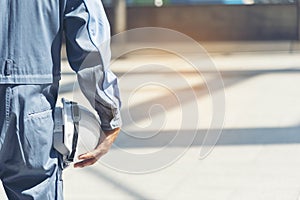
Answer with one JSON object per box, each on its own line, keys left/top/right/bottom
{"left": 23, "top": 109, "right": 54, "bottom": 168}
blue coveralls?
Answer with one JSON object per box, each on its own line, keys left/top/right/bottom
{"left": 0, "top": 0, "right": 121, "bottom": 199}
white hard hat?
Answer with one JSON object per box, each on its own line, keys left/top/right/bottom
{"left": 53, "top": 98, "right": 102, "bottom": 168}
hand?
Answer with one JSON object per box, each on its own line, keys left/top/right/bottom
{"left": 74, "top": 127, "right": 120, "bottom": 168}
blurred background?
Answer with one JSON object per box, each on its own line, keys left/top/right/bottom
{"left": 105, "top": 0, "right": 298, "bottom": 40}
{"left": 61, "top": 1, "right": 300, "bottom": 199}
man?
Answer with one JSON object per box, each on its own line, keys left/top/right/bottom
{"left": 0, "top": 0, "right": 121, "bottom": 199}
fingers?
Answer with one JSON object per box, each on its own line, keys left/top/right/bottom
{"left": 78, "top": 152, "right": 94, "bottom": 160}
{"left": 74, "top": 157, "right": 98, "bottom": 168}
{"left": 74, "top": 150, "right": 105, "bottom": 168}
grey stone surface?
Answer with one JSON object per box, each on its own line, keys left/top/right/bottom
{"left": 1, "top": 41, "right": 300, "bottom": 200}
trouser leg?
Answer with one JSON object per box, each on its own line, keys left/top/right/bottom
{"left": 0, "top": 83, "right": 63, "bottom": 200}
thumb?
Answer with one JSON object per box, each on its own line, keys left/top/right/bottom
{"left": 78, "top": 152, "right": 93, "bottom": 160}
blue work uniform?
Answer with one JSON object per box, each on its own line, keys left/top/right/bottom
{"left": 0, "top": 0, "right": 121, "bottom": 199}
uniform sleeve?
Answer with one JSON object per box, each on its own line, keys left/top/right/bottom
{"left": 63, "top": 0, "right": 121, "bottom": 131}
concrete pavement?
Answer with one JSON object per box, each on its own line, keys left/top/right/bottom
{"left": 1, "top": 41, "right": 300, "bottom": 199}
{"left": 63, "top": 41, "right": 300, "bottom": 200}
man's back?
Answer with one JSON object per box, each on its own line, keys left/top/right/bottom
{"left": 0, "top": 1, "right": 121, "bottom": 199}
{"left": 0, "top": 0, "right": 64, "bottom": 84}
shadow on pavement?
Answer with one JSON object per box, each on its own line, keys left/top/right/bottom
{"left": 114, "top": 126, "right": 300, "bottom": 148}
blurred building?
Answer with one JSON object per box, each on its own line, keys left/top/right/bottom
{"left": 104, "top": 0, "right": 295, "bottom": 6}
{"left": 105, "top": 0, "right": 299, "bottom": 40}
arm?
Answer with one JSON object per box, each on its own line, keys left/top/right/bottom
{"left": 64, "top": 0, "right": 121, "bottom": 167}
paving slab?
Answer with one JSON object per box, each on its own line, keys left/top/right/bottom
{"left": 1, "top": 42, "right": 300, "bottom": 200}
